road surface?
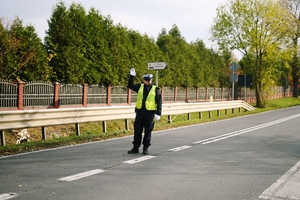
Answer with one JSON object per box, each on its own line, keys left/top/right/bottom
{"left": 1, "top": 106, "right": 300, "bottom": 200}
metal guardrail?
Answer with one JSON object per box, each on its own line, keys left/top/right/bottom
{"left": 0, "top": 100, "right": 255, "bottom": 146}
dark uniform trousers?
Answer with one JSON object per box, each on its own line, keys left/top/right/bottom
{"left": 133, "top": 112, "right": 155, "bottom": 148}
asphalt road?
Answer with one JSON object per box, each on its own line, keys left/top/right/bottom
{"left": 1, "top": 106, "right": 300, "bottom": 200}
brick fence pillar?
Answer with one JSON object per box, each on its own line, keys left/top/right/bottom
{"left": 185, "top": 88, "right": 189, "bottom": 102}
{"left": 83, "top": 84, "right": 88, "bottom": 107}
{"left": 54, "top": 82, "right": 60, "bottom": 108}
{"left": 161, "top": 86, "right": 164, "bottom": 104}
{"left": 127, "top": 88, "right": 131, "bottom": 105}
{"left": 107, "top": 86, "right": 111, "bottom": 106}
{"left": 174, "top": 87, "right": 177, "bottom": 102}
{"left": 17, "top": 81, "right": 24, "bottom": 110}
{"left": 214, "top": 88, "right": 216, "bottom": 101}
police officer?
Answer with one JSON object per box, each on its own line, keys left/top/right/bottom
{"left": 127, "top": 68, "right": 162, "bottom": 154}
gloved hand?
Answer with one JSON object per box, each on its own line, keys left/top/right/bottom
{"left": 130, "top": 68, "right": 136, "bottom": 76}
{"left": 155, "top": 114, "right": 161, "bottom": 122}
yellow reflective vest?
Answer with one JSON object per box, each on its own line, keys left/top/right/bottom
{"left": 136, "top": 84, "right": 157, "bottom": 110}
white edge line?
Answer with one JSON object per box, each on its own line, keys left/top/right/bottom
{"left": 0, "top": 193, "right": 18, "bottom": 200}
{"left": 258, "top": 160, "right": 300, "bottom": 199}
{"left": 58, "top": 169, "right": 105, "bottom": 182}
{"left": 194, "top": 113, "right": 300, "bottom": 145}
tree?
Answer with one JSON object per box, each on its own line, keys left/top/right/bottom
{"left": 157, "top": 25, "right": 193, "bottom": 87}
{"left": 280, "top": 0, "right": 300, "bottom": 97}
{"left": 45, "top": 2, "right": 89, "bottom": 83}
{"left": 211, "top": 0, "right": 291, "bottom": 107}
{"left": 105, "top": 23, "right": 132, "bottom": 86}
{"left": 0, "top": 17, "right": 50, "bottom": 81}
{"left": 84, "top": 8, "right": 112, "bottom": 84}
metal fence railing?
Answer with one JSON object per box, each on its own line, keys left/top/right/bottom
{"left": 24, "top": 81, "right": 54, "bottom": 107}
{"left": 0, "top": 80, "right": 18, "bottom": 108}
{"left": 111, "top": 86, "right": 128, "bottom": 104}
{"left": 0, "top": 79, "right": 292, "bottom": 110}
{"left": 59, "top": 84, "right": 83, "bottom": 105}
{"left": 87, "top": 85, "right": 107, "bottom": 104}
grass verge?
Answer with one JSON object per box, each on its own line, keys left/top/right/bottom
{"left": 1, "top": 97, "right": 299, "bottom": 157}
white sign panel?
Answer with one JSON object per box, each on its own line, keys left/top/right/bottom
{"left": 148, "top": 62, "right": 168, "bottom": 70}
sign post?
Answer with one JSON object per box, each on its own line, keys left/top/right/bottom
{"left": 148, "top": 62, "right": 168, "bottom": 87}
{"left": 237, "top": 74, "right": 253, "bottom": 101}
{"left": 244, "top": 74, "right": 246, "bottom": 101}
{"left": 284, "top": 78, "right": 288, "bottom": 105}
{"left": 229, "top": 62, "right": 239, "bottom": 100}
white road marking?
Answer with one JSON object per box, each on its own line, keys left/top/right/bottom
{"left": 168, "top": 145, "right": 192, "bottom": 152}
{"left": 58, "top": 169, "right": 105, "bottom": 182}
{"left": 123, "top": 155, "right": 156, "bottom": 164}
{"left": 0, "top": 193, "right": 18, "bottom": 200}
{"left": 194, "top": 113, "right": 300, "bottom": 145}
{"left": 259, "top": 160, "right": 300, "bottom": 199}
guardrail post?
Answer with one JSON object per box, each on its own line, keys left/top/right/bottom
{"left": 17, "top": 81, "right": 24, "bottom": 110}
{"left": 42, "top": 127, "right": 46, "bottom": 140}
{"left": 218, "top": 110, "right": 220, "bottom": 116}
{"left": 187, "top": 113, "right": 191, "bottom": 120}
{"left": 83, "top": 84, "right": 88, "bottom": 107}
{"left": 54, "top": 82, "right": 60, "bottom": 108}
{"left": 0, "top": 130, "right": 5, "bottom": 146}
{"left": 225, "top": 109, "right": 228, "bottom": 115}
{"left": 209, "top": 111, "right": 212, "bottom": 118}
{"left": 168, "top": 115, "right": 172, "bottom": 123}
{"left": 76, "top": 123, "right": 80, "bottom": 136}
{"left": 125, "top": 119, "right": 129, "bottom": 130}
{"left": 102, "top": 121, "right": 107, "bottom": 133}
{"left": 199, "top": 112, "right": 202, "bottom": 119}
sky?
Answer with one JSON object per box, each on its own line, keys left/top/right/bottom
{"left": 0, "top": 0, "right": 228, "bottom": 49}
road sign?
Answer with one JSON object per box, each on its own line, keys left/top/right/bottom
{"left": 230, "top": 73, "right": 238, "bottom": 82}
{"left": 237, "top": 75, "right": 253, "bottom": 87}
{"left": 229, "top": 62, "right": 239, "bottom": 72}
{"left": 148, "top": 62, "right": 168, "bottom": 70}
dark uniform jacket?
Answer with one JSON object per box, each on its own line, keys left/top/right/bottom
{"left": 127, "top": 75, "right": 162, "bottom": 116}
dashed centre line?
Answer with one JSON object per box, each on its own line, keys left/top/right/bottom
{"left": 168, "top": 145, "right": 191, "bottom": 152}
{"left": 7, "top": 113, "right": 300, "bottom": 199}
{"left": 58, "top": 169, "right": 105, "bottom": 182}
{"left": 123, "top": 155, "right": 156, "bottom": 164}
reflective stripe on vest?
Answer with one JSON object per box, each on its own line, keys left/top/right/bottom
{"left": 136, "top": 84, "right": 157, "bottom": 110}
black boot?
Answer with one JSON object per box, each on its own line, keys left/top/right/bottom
{"left": 143, "top": 147, "right": 148, "bottom": 155}
{"left": 128, "top": 147, "right": 139, "bottom": 154}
